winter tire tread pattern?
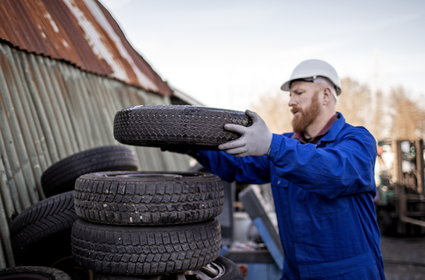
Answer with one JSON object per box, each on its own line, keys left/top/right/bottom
{"left": 10, "top": 191, "right": 77, "bottom": 254}
{"left": 71, "top": 218, "right": 221, "bottom": 276}
{"left": 113, "top": 105, "right": 252, "bottom": 149}
{"left": 74, "top": 171, "right": 225, "bottom": 225}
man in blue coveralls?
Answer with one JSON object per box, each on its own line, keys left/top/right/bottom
{"left": 188, "top": 59, "right": 385, "bottom": 279}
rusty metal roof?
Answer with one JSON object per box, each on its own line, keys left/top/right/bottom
{"left": 0, "top": 0, "right": 172, "bottom": 96}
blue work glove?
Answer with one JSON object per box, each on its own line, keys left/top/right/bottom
{"left": 218, "top": 110, "right": 272, "bottom": 157}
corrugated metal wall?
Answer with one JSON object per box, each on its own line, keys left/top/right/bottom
{"left": 0, "top": 42, "right": 191, "bottom": 268}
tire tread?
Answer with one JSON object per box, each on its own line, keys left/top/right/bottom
{"left": 74, "top": 171, "right": 225, "bottom": 225}
{"left": 71, "top": 219, "right": 221, "bottom": 275}
{"left": 113, "top": 105, "right": 252, "bottom": 148}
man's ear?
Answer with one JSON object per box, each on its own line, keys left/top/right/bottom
{"left": 322, "top": 88, "right": 333, "bottom": 105}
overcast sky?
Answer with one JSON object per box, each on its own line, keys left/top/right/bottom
{"left": 100, "top": 0, "right": 425, "bottom": 111}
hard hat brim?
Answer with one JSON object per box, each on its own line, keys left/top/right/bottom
{"left": 280, "top": 77, "right": 342, "bottom": 95}
{"left": 280, "top": 77, "right": 314, "bottom": 92}
{"left": 280, "top": 81, "right": 291, "bottom": 92}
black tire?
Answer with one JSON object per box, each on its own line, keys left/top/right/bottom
{"left": 74, "top": 171, "right": 225, "bottom": 225}
{"left": 71, "top": 218, "right": 221, "bottom": 276}
{"left": 198, "top": 256, "right": 244, "bottom": 280}
{"left": 10, "top": 191, "right": 77, "bottom": 266}
{"left": 0, "top": 266, "right": 71, "bottom": 280}
{"left": 93, "top": 256, "right": 243, "bottom": 280}
{"left": 41, "top": 145, "right": 138, "bottom": 197}
{"left": 113, "top": 105, "right": 252, "bottom": 149}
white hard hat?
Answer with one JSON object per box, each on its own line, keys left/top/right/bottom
{"left": 281, "top": 59, "right": 342, "bottom": 95}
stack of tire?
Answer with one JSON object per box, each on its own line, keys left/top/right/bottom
{"left": 71, "top": 171, "right": 227, "bottom": 279}
{"left": 10, "top": 145, "right": 139, "bottom": 279}
{"left": 69, "top": 105, "right": 249, "bottom": 279}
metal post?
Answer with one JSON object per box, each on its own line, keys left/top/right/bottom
{"left": 415, "top": 139, "right": 424, "bottom": 195}
{"left": 393, "top": 140, "right": 403, "bottom": 184}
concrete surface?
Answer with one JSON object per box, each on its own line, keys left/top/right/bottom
{"left": 381, "top": 236, "right": 425, "bottom": 280}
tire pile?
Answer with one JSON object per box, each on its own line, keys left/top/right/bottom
{"left": 9, "top": 145, "right": 139, "bottom": 280}
{"left": 7, "top": 105, "right": 247, "bottom": 279}
{"left": 71, "top": 171, "right": 224, "bottom": 277}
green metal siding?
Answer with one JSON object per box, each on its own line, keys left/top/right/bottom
{"left": 0, "top": 43, "right": 191, "bottom": 268}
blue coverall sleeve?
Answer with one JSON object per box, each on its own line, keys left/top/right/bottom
{"left": 269, "top": 127, "right": 377, "bottom": 199}
{"left": 192, "top": 150, "right": 270, "bottom": 184}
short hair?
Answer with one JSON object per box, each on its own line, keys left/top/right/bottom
{"left": 314, "top": 77, "right": 338, "bottom": 101}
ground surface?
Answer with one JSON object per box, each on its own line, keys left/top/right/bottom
{"left": 381, "top": 236, "right": 425, "bottom": 280}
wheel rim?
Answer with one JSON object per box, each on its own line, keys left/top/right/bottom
{"left": 146, "top": 259, "right": 226, "bottom": 280}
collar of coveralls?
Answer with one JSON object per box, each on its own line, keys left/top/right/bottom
{"left": 293, "top": 113, "right": 339, "bottom": 144}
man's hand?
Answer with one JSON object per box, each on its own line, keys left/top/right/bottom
{"left": 218, "top": 110, "right": 272, "bottom": 157}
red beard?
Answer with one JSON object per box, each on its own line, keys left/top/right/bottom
{"left": 291, "top": 93, "right": 320, "bottom": 133}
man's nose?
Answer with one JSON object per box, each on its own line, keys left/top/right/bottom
{"left": 288, "top": 95, "right": 296, "bottom": 107}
